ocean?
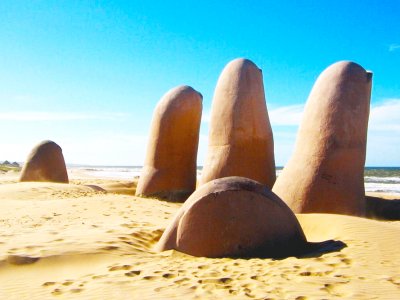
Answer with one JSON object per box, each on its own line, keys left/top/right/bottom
{"left": 69, "top": 166, "right": 400, "bottom": 195}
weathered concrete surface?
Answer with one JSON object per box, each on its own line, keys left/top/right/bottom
{"left": 136, "top": 85, "right": 202, "bottom": 202}
{"left": 156, "top": 177, "right": 308, "bottom": 258}
{"left": 273, "top": 61, "right": 372, "bottom": 216}
{"left": 200, "top": 58, "right": 275, "bottom": 188}
{"left": 20, "top": 140, "right": 69, "bottom": 183}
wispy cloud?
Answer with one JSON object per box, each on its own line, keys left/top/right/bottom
{"left": 202, "top": 105, "right": 305, "bottom": 126}
{"left": 269, "top": 104, "right": 304, "bottom": 126}
{"left": 369, "top": 99, "right": 400, "bottom": 132}
{"left": 61, "top": 132, "right": 150, "bottom": 164}
{"left": 0, "top": 111, "right": 129, "bottom": 121}
{"left": 1, "top": 132, "right": 149, "bottom": 165}
{"left": 268, "top": 100, "right": 400, "bottom": 166}
{"left": 389, "top": 44, "right": 400, "bottom": 52}
{"left": 267, "top": 99, "right": 400, "bottom": 131}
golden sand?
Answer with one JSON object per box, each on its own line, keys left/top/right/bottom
{"left": 0, "top": 171, "right": 399, "bottom": 299}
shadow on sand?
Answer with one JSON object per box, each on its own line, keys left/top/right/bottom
{"left": 296, "top": 239, "right": 347, "bottom": 259}
{"left": 365, "top": 196, "right": 400, "bottom": 220}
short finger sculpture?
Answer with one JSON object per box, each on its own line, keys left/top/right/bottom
{"left": 20, "top": 140, "right": 69, "bottom": 183}
{"left": 136, "top": 85, "right": 202, "bottom": 202}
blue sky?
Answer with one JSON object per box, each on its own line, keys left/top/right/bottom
{"left": 1, "top": 1, "right": 399, "bottom": 166}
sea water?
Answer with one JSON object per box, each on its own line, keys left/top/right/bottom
{"left": 364, "top": 167, "right": 400, "bottom": 195}
{"left": 69, "top": 166, "right": 400, "bottom": 195}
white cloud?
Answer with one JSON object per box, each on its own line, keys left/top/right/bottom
{"left": 369, "top": 99, "right": 400, "bottom": 132}
{"left": 3, "top": 100, "right": 398, "bottom": 166}
{"left": 197, "top": 134, "right": 209, "bottom": 165}
{"left": 0, "top": 111, "right": 129, "bottom": 121}
{"left": 201, "top": 110, "right": 211, "bottom": 124}
{"left": 389, "top": 44, "right": 400, "bottom": 52}
{"left": 0, "top": 132, "right": 149, "bottom": 166}
{"left": 267, "top": 99, "right": 400, "bottom": 131}
{"left": 202, "top": 104, "right": 305, "bottom": 127}
{"left": 54, "top": 133, "right": 149, "bottom": 166}
{"left": 268, "top": 104, "right": 304, "bottom": 126}
{"left": 268, "top": 99, "right": 400, "bottom": 166}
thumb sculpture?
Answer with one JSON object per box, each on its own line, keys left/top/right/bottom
{"left": 156, "top": 177, "right": 308, "bottom": 258}
{"left": 200, "top": 58, "right": 276, "bottom": 188}
{"left": 272, "top": 61, "right": 372, "bottom": 216}
{"left": 136, "top": 85, "right": 202, "bottom": 202}
{"left": 19, "top": 140, "right": 69, "bottom": 183}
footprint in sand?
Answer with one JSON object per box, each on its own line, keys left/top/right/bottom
{"left": 124, "top": 270, "right": 141, "bottom": 277}
{"left": 92, "top": 274, "right": 108, "bottom": 280}
{"left": 174, "top": 278, "right": 190, "bottom": 284}
{"left": 162, "top": 273, "right": 176, "bottom": 279}
{"left": 7, "top": 254, "right": 40, "bottom": 265}
{"left": 100, "top": 246, "right": 119, "bottom": 251}
{"left": 108, "top": 265, "right": 131, "bottom": 271}
{"left": 62, "top": 280, "right": 74, "bottom": 286}
{"left": 51, "top": 288, "right": 63, "bottom": 295}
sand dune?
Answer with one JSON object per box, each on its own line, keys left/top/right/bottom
{"left": 0, "top": 174, "right": 399, "bottom": 299}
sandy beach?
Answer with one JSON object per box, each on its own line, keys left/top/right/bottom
{"left": 0, "top": 170, "right": 398, "bottom": 299}
{"left": 2, "top": 1, "right": 399, "bottom": 299}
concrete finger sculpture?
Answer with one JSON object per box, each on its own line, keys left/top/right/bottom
{"left": 136, "top": 85, "right": 202, "bottom": 202}
{"left": 20, "top": 140, "right": 69, "bottom": 183}
{"left": 272, "top": 61, "right": 372, "bottom": 216}
{"left": 156, "top": 177, "right": 309, "bottom": 258}
{"left": 200, "top": 58, "right": 276, "bottom": 188}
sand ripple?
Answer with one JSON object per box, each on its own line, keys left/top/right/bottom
{"left": 0, "top": 180, "right": 399, "bottom": 299}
